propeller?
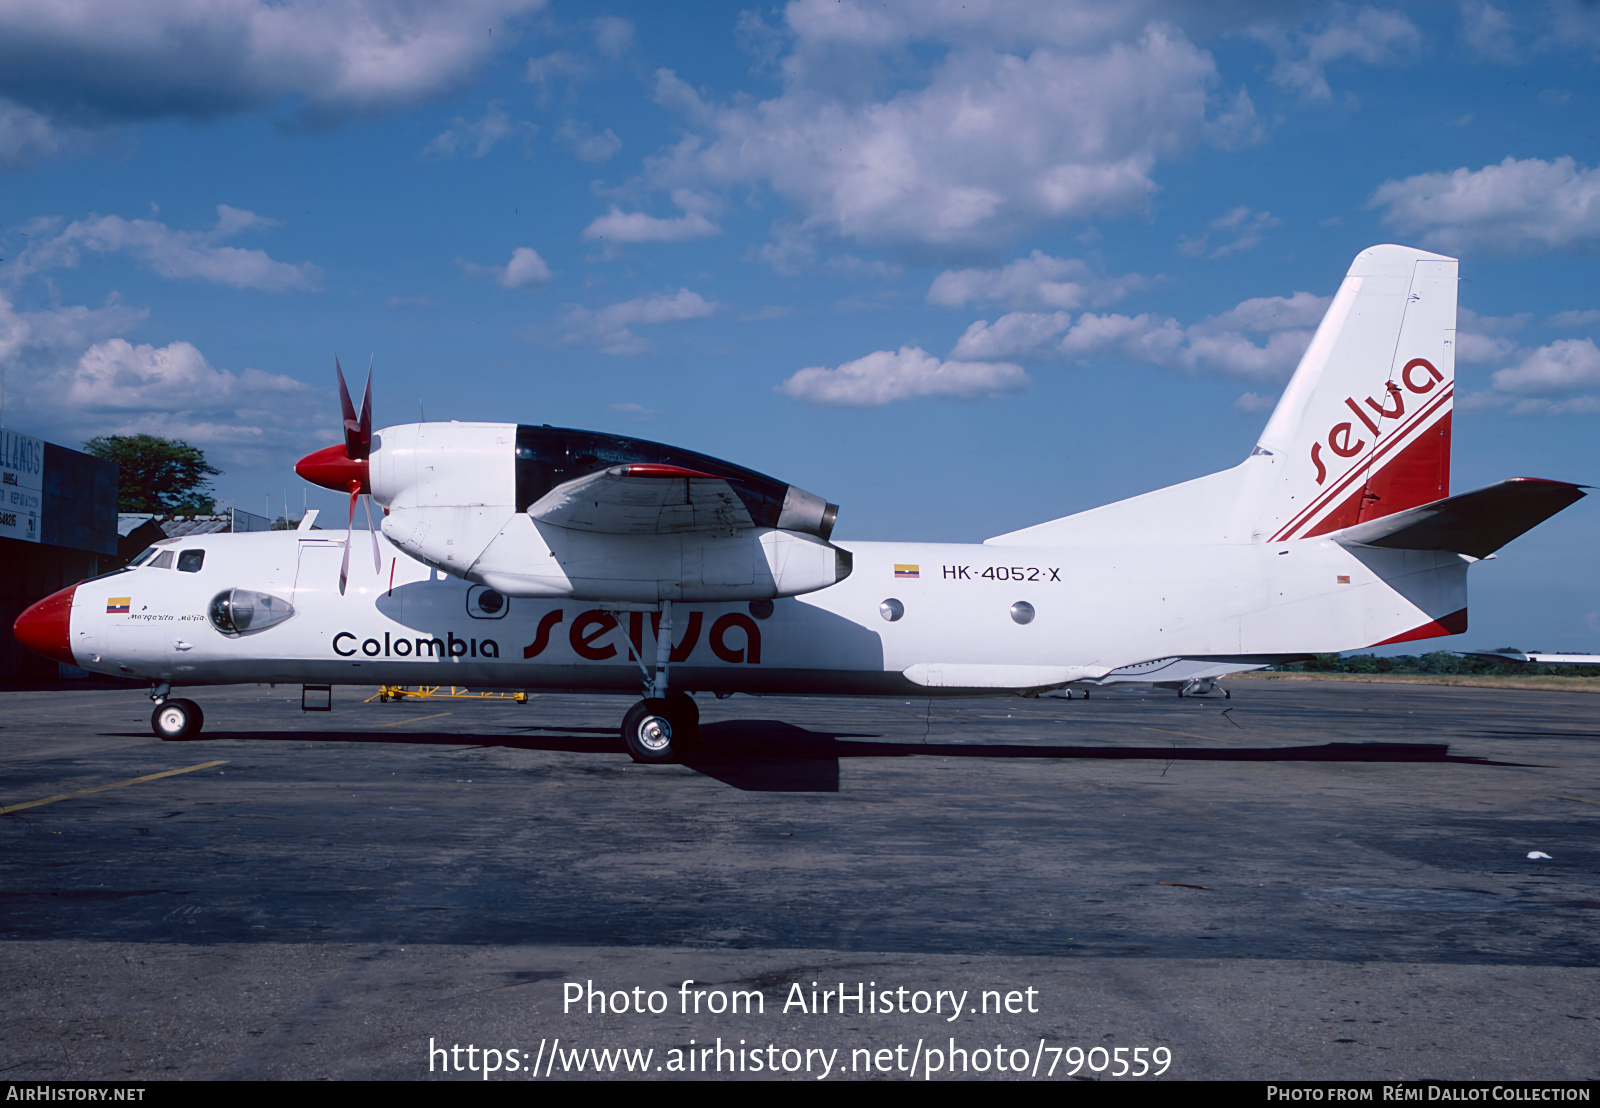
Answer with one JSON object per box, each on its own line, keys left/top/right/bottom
{"left": 294, "top": 356, "right": 381, "bottom": 595}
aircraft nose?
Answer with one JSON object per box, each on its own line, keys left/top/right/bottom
{"left": 295, "top": 444, "right": 370, "bottom": 493}
{"left": 14, "top": 584, "right": 77, "bottom": 666}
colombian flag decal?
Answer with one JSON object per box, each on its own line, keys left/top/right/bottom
{"left": 106, "top": 597, "right": 131, "bottom": 614}
{"left": 894, "top": 564, "right": 919, "bottom": 578}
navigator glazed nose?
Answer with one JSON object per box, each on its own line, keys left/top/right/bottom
{"left": 14, "top": 583, "right": 77, "bottom": 666}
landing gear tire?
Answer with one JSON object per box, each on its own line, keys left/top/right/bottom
{"left": 152, "top": 698, "right": 204, "bottom": 741}
{"left": 623, "top": 698, "right": 680, "bottom": 764}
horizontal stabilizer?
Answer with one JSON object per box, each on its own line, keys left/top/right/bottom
{"left": 1329, "top": 478, "right": 1585, "bottom": 558}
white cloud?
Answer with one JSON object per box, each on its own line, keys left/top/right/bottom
{"left": 583, "top": 191, "right": 721, "bottom": 247}
{"left": 1490, "top": 339, "right": 1600, "bottom": 394}
{"left": 592, "top": 17, "right": 634, "bottom": 59}
{"left": 927, "top": 251, "right": 1146, "bottom": 311}
{"left": 777, "top": 345, "right": 1027, "bottom": 406}
{"left": 525, "top": 50, "right": 590, "bottom": 103}
{"left": 0, "top": 0, "right": 546, "bottom": 130}
{"left": 1456, "top": 332, "right": 1519, "bottom": 364}
{"left": 1506, "top": 395, "right": 1600, "bottom": 415}
{"left": 1253, "top": 5, "right": 1421, "bottom": 102}
{"left": 561, "top": 288, "right": 717, "bottom": 354}
{"left": 1176, "top": 206, "right": 1282, "bottom": 259}
{"left": 0, "top": 292, "right": 325, "bottom": 468}
{"left": 0, "top": 97, "right": 104, "bottom": 170}
{"left": 6, "top": 205, "right": 321, "bottom": 291}
{"left": 949, "top": 311, "right": 1071, "bottom": 360}
{"left": 650, "top": 11, "right": 1235, "bottom": 251}
{"left": 1369, "top": 156, "right": 1600, "bottom": 256}
{"left": 556, "top": 120, "right": 621, "bottom": 162}
{"left": 1459, "top": 1, "right": 1518, "bottom": 62}
{"left": 1547, "top": 309, "right": 1600, "bottom": 328}
{"left": 421, "top": 103, "right": 536, "bottom": 160}
{"left": 498, "top": 247, "right": 552, "bottom": 289}
{"left": 1057, "top": 292, "right": 1331, "bottom": 382}
{"left": 1233, "top": 391, "right": 1278, "bottom": 413}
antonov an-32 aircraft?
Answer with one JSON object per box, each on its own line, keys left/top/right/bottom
{"left": 13, "top": 245, "right": 1587, "bottom": 762}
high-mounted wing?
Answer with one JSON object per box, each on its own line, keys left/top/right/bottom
{"left": 301, "top": 419, "right": 851, "bottom": 602}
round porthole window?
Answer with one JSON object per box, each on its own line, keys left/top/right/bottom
{"left": 477, "top": 589, "right": 504, "bottom": 615}
{"left": 1010, "top": 600, "right": 1035, "bottom": 625}
{"left": 879, "top": 598, "right": 905, "bottom": 622}
{"left": 749, "top": 598, "right": 774, "bottom": 620}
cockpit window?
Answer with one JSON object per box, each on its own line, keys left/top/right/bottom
{"left": 128, "top": 548, "right": 157, "bottom": 567}
{"left": 149, "top": 550, "right": 175, "bottom": 569}
{"left": 177, "top": 550, "right": 204, "bottom": 573}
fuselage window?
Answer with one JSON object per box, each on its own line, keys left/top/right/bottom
{"left": 148, "top": 550, "right": 175, "bottom": 569}
{"left": 177, "top": 550, "right": 205, "bottom": 573}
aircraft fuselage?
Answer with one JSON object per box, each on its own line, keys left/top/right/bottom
{"left": 59, "top": 527, "right": 1464, "bottom": 697}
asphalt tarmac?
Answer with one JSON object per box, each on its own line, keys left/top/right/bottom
{"left": 1, "top": 677, "right": 1595, "bottom": 1081}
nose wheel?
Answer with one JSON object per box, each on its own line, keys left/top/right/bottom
{"left": 621, "top": 692, "right": 699, "bottom": 764}
{"left": 152, "top": 698, "right": 205, "bottom": 741}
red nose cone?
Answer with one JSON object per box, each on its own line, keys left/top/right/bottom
{"left": 295, "top": 444, "right": 370, "bottom": 493}
{"left": 14, "top": 584, "right": 77, "bottom": 666}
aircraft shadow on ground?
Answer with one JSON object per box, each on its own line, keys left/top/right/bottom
{"left": 114, "top": 718, "right": 1536, "bottom": 793}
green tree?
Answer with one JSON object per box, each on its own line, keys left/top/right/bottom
{"left": 83, "top": 434, "right": 220, "bottom": 514}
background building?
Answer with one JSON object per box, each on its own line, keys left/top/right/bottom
{"left": 0, "top": 428, "right": 119, "bottom": 680}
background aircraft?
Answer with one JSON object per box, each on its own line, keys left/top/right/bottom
{"left": 1458, "top": 651, "right": 1600, "bottom": 667}
{"left": 14, "top": 245, "right": 1585, "bottom": 762}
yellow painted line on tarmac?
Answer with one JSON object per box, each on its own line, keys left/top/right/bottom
{"left": 373, "top": 712, "right": 453, "bottom": 728}
{"left": 1142, "top": 726, "right": 1241, "bottom": 745}
{"left": 1509, "top": 787, "right": 1600, "bottom": 808}
{"left": 0, "top": 761, "right": 230, "bottom": 816}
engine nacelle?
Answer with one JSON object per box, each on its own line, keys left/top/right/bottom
{"left": 371, "top": 421, "right": 851, "bottom": 601}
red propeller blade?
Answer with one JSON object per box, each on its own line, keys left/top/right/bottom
{"left": 334, "top": 356, "right": 372, "bottom": 461}
{"left": 359, "top": 358, "right": 373, "bottom": 459}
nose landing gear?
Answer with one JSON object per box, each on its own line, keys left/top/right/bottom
{"left": 152, "top": 697, "right": 205, "bottom": 741}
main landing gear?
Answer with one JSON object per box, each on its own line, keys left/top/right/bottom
{"left": 618, "top": 601, "right": 699, "bottom": 764}
{"left": 149, "top": 684, "right": 205, "bottom": 740}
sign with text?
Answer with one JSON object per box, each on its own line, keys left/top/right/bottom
{"left": 0, "top": 429, "right": 45, "bottom": 543}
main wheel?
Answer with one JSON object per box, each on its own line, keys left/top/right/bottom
{"left": 622, "top": 698, "right": 679, "bottom": 764}
{"left": 152, "top": 698, "right": 204, "bottom": 741}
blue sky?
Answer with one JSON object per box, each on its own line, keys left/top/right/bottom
{"left": 2, "top": 0, "right": 1597, "bottom": 651}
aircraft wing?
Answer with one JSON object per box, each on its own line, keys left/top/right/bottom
{"left": 1329, "top": 477, "right": 1586, "bottom": 559}
{"left": 527, "top": 464, "right": 756, "bottom": 534}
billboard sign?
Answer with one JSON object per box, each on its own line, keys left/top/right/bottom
{"left": 0, "top": 428, "right": 45, "bottom": 543}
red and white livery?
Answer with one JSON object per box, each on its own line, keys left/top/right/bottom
{"left": 14, "top": 245, "right": 1585, "bottom": 761}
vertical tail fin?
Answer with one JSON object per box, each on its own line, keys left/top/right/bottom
{"left": 1255, "top": 244, "right": 1456, "bottom": 541}
{"left": 985, "top": 244, "right": 1457, "bottom": 549}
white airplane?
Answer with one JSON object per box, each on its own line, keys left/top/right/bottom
{"left": 1458, "top": 651, "right": 1600, "bottom": 666}
{"left": 13, "top": 245, "right": 1587, "bottom": 763}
